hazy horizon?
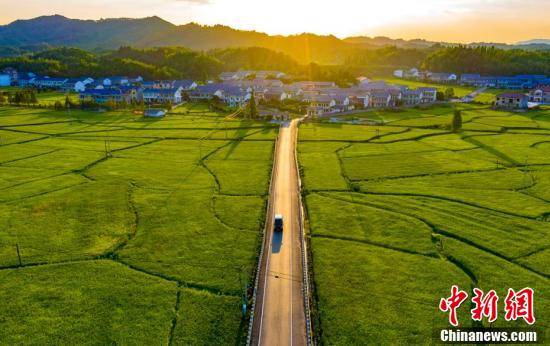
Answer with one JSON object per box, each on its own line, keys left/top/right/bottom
{"left": 0, "top": 0, "right": 549, "bottom": 44}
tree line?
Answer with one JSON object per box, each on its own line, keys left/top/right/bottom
{"left": 0, "top": 45, "right": 548, "bottom": 84}
{"left": 0, "top": 89, "right": 38, "bottom": 105}
{"left": 422, "top": 46, "right": 550, "bottom": 75}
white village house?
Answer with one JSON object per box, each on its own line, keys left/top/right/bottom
{"left": 143, "top": 87, "right": 183, "bottom": 105}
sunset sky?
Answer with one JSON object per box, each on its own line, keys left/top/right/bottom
{"left": 0, "top": 0, "right": 548, "bottom": 43}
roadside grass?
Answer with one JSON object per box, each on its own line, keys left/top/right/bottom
{"left": 299, "top": 104, "right": 550, "bottom": 344}
{"left": 469, "top": 133, "right": 550, "bottom": 165}
{"left": 0, "top": 179, "right": 132, "bottom": 265}
{"left": 357, "top": 168, "right": 549, "bottom": 218}
{"left": 342, "top": 148, "right": 500, "bottom": 180}
{"left": 299, "top": 123, "right": 397, "bottom": 141}
{"left": 330, "top": 192, "right": 549, "bottom": 267}
{"left": 298, "top": 142, "right": 348, "bottom": 191}
{"left": 311, "top": 237, "right": 472, "bottom": 344}
{"left": 206, "top": 140, "right": 274, "bottom": 195}
{"left": 370, "top": 128, "right": 447, "bottom": 142}
{"left": 0, "top": 260, "right": 177, "bottom": 344}
{"left": 419, "top": 133, "right": 478, "bottom": 150}
{"left": 306, "top": 193, "right": 435, "bottom": 255}
{"left": 172, "top": 288, "right": 243, "bottom": 345}
{"left": 0, "top": 105, "right": 276, "bottom": 343}
{"left": 524, "top": 166, "right": 550, "bottom": 201}
{"left": 0, "top": 129, "right": 46, "bottom": 144}
{"left": 344, "top": 103, "right": 459, "bottom": 123}
{"left": 441, "top": 238, "right": 549, "bottom": 329}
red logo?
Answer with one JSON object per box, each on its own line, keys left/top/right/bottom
{"left": 439, "top": 285, "right": 469, "bottom": 326}
{"left": 471, "top": 288, "right": 499, "bottom": 323}
{"left": 440, "top": 286, "right": 535, "bottom": 326}
{"left": 504, "top": 288, "right": 535, "bottom": 325}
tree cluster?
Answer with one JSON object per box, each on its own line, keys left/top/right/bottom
{"left": 422, "top": 46, "right": 550, "bottom": 75}
{"left": 0, "top": 89, "right": 38, "bottom": 105}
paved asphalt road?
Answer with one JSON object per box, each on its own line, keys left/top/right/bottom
{"left": 252, "top": 119, "right": 307, "bottom": 346}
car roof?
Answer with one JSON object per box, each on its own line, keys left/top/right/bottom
{"left": 274, "top": 214, "right": 283, "bottom": 219}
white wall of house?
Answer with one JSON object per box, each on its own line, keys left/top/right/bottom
{"left": 393, "top": 70, "right": 404, "bottom": 78}
{"left": 0, "top": 74, "right": 10, "bottom": 86}
{"left": 74, "top": 81, "right": 87, "bottom": 92}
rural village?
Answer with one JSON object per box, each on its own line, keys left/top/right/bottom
{"left": 2, "top": 66, "right": 549, "bottom": 120}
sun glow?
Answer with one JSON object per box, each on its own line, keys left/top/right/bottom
{"left": 190, "top": 0, "right": 454, "bottom": 37}
{"left": 0, "top": 0, "right": 548, "bottom": 43}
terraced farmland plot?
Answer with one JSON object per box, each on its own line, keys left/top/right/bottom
{"left": 298, "top": 106, "right": 550, "bottom": 344}
{"left": 0, "top": 105, "right": 277, "bottom": 344}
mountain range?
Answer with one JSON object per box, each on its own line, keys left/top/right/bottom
{"left": 0, "top": 15, "right": 548, "bottom": 64}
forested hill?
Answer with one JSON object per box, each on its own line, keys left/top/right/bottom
{"left": 1, "top": 15, "right": 548, "bottom": 64}
{"left": 0, "top": 15, "right": 361, "bottom": 64}
{"left": 0, "top": 46, "right": 314, "bottom": 81}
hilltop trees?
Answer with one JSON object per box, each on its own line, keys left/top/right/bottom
{"left": 210, "top": 47, "right": 299, "bottom": 72}
{"left": 344, "top": 46, "right": 431, "bottom": 68}
{"left": 422, "top": 46, "right": 550, "bottom": 75}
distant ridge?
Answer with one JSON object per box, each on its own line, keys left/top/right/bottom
{"left": 0, "top": 15, "right": 548, "bottom": 63}
{"left": 517, "top": 39, "right": 550, "bottom": 45}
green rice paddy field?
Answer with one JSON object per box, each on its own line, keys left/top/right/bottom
{"left": 0, "top": 103, "right": 277, "bottom": 344}
{"left": 299, "top": 104, "right": 550, "bottom": 344}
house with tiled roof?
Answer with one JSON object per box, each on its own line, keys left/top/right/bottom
{"left": 293, "top": 81, "right": 336, "bottom": 90}
{"left": 369, "top": 91, "right": 393, "bottom": 108}
{"left": 529, "top": 86, "right": 550, "bottom": 104}
{"left": 495, "top": 92, "right": 528, "bottom": 109}
{"left": 417, "top": 87, "right": 438, "bottom": 103}
{"left": 401, "top": 89, "right": 423, "bottom": 105}
{"left": 264, "top": 87, "right": 289, "bottom": 102}
{"left": 460, "top": 74, "right": 481, "bottom": 84}
{"left": 31, "top": 77, "right": 69, "bottom": 89}
{"left": 143, "top": 87, "right": 183, "bottom": 105}
{"left": 219, "top": 85, "right": 250, "bottom": 107}
{"left": 189, "top": 84, "right": 224, "bottom": 101}
{"left": 172, "top": 80, "right": 197, "bottom": 91}
{"left": 331, "top": 94, "right": 352, "bottom": 112}
{"left": 219, "top": 72, "right": 238, "bottom": 81}
{"left": 2, "top": 67, "right": 18, "bottom": 84}
{"left": 306, "top": 95, "right": 337, "bottom": 117}
{"left": 79, "top": 89, "right": 125, "bottom": 103}
{"left": 118, "top": 86, "right": 143, "bottom": 103}
{"left": 428, "top": 73, "right": 457, "bottom": 83}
